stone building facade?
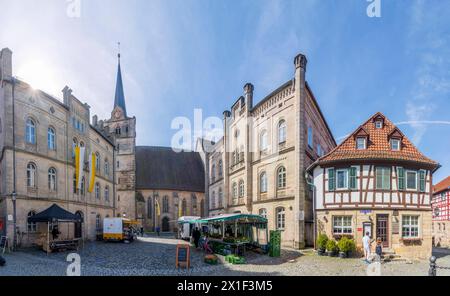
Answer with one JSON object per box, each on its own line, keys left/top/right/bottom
{"left": 0, "top": 48, "right": 118, "bottom": 245}
{"left": 198, "top": 53, "right": 336, "bottom": 248}
{"left": 135, "top": 146, "right": 206, "bottom": 232}
{"left": 432, "top": 176, "right": 450, "bottom": 248}
{"left": 308, "top": 113, "right": 440, "bottom": 259}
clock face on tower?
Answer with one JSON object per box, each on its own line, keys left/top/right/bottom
{"left": 114, "top": 109, "right": 122, "bottom": 119}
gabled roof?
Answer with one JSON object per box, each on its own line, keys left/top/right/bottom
{"left": 317, "top": 112, "right": 439, "bottom": 169}
{"left": 135, "top": 146, "right": 205, "bottom": 192}
{"left": 434, "top": 176, "right": 450, "bottom": 195}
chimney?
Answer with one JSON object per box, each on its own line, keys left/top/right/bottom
{"left": 0, "top": 48, "right": 13, "bottom": 81}
{"left": 62, "top": 86, "right": 72, "bottom": 105}
{"left": 243, "top": 83, "right": 254, "bottom": 109}
{"left": 92, "top": 115, "right": 98, "bottom": 127}
{"left": 294, "top": 53, "right": 307, "bottom": 71}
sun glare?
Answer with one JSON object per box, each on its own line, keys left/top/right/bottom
{"left": 16, "top": 59, "right": 60, "bottom": 95}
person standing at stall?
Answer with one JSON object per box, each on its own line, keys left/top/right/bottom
{"left": 192, "top": 227, "right": 201, "bottom": 249}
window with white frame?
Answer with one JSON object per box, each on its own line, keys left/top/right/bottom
{"left": 95, "top": 152, "right": 101, "bottom": 172}
{"left": 406, "top": 170, "right": 417, "bottom": 190}
{"left": 376, "top": 167, "right": 391, "bottom": 190}
{"left": 27, "top": 211, "right": 37, "bottom": 233}
{"left": 218, "top": 160, "right": 223, "bottom": 177}
{"left": 260, "top": 172, "right": 267, "bottom": 193}
{"left": 26, "top": 118, "right": 36, "bottom": 144}
{"left": 375, "top": 120, "right": 383, "bottom": 129}
{"left": 72, "top": 138, "right": 78, "bottom": 158}
{"left": 278, "top": 120, "right": 286, "bottom": 144}
{"left": 104, "top": 159, "right": 109, "bottom": 177}
{"left": 27, "top": 163, "right": 36, "bottom": 188}
{"left": 333, "top": 216, "right": 353, "bottom": 234}
{"left": 48, "top": 168, "right": 57, "bottom": 191}
{"left": 276, "top": 207, "right": 285, "bottom": 230}
{"left": 356, "top": 137, "right": 366, "bottom": 150}
{"left": 80, "top": 177, "right": 86, "bottom": 196}
{"left": 48, "top": 127, "right": 56, "bottom": 150}
{"left": 232, "top": 182, "right": 238, "bottom": 201}
{"left": 336, "top": 169, "right": 348, "bottom": 189}
{"left": 95, "top": 182, "right": 101, "bottom": 199}
{"left": 307, "top": 126, "right": 313, "bottom": 148}
{"left": 105, "top": 186, "right": 110, "bottom": 202}
{"left": 391, "top": 138, "right": 401, "bottom": 151}
{"left": 260, "top": 130, "right": 268, "bottom": 152}
{"left": 402, "top": 215, "right": 419, "bottom": 238}
{"left": 239, "top": 180, "right": 245, "bottom": 198}
{"left": 277, "top": 166, "right": 286, "bottom": 189}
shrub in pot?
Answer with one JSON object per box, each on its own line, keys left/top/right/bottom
{"left": 316, "top": 234, "right": 328, "bottom": 256}
{"left": 326, "top": 239, "right": 339, "bottom": 257}
{"left": 338, "top": 237, "right": 356, "bottom": 258}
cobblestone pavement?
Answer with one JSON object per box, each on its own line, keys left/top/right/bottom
{"left": 1, "top": 236, "right": 450, "bottom": 276}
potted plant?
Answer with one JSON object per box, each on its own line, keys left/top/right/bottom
{"left": 316, "top": 234, "right": 328, "bottom": 256}
{"left": 326, "top": 239, "right": 339, "bottom": 257}
{"left": 338, "top": 237, "right": 356, "bottom": 258}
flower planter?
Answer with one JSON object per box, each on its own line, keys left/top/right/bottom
{"left": 339, "top": 251, "right": 347, "bottom": 259}
{"left": 317, "top": 249, "right": 326, "bottom": 256}
{"left": 327, "top": 251, "right": 338, "bottom": 257}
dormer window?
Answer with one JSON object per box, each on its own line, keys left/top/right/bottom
{"left": 375, "top": 120, "right": 383, "bottom": 129}
{"left": 391, "top": 138, "right": 401, "bottom": 151}
{"left": 356, "top": 137, "right": 367, "bottom": 150}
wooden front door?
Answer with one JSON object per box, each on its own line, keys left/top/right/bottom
{"left": 376, "top": 214, "right": 389, "bottom": 247}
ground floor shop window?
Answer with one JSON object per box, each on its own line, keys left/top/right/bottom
{"left": 402, "top": 215, "right": 419, "bottom": 238}
{"left": 333, "top": 216, "right": 352, "bottom": 234}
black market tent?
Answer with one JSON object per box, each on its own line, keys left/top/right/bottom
{"left": 28, "top": 204, "right": 83, "bottom": 223}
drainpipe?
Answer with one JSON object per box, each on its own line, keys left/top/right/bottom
{"left": 11, "top": 77, "right": 17, "bottom": 250}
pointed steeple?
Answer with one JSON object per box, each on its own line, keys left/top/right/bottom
{"left": 114, "top": 46, "right": 127, "bottom": 117}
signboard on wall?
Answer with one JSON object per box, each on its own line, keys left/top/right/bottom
{"left": 363, "top": 222, "right": 373, "bottom": 238}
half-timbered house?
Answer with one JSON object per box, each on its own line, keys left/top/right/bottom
{"left": 432, "top": 176, "right": 450, "bottom": 247}
{"left": 307, "top": 112, "right": 440, "bottom": 259}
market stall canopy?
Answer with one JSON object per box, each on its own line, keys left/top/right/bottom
{"left": 177, "top": 216, "right": 201, "bottom": 224}
{"left": 28, "top": 204, "right": 83, "bottom": 223}
{"left": 198, "top": 214, "right": 268, "bottom": 223}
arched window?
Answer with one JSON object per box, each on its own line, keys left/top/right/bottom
{"left": 218, "top": 160, "right": 223, "bottom": 177}
{"left": 232, "top": 182, "right": 238, "bottom": 202}
{"left": 104, "top": 186, "right": 110, "bottom": 202}
{"left": 48, "top": 167, "right": 57, "bottom": 191}
{"left": 182, "top": 199, "right": 187, "bottom": 216}
{"left": 104, "top": 159, "right": 109, "bottom": 177}
{"left": 211, "top": 164, "right": 216, "bottom": 182}
{"left": 95, "top": 152, "right": 101, "bottom": 172}
{"left": 147, "top": 198, "right": 153, "bottom": 219}
{"left": 211, "top": 191, "right": 216, "bottom": 209}
{"left": 115, "top": 126, "right": 121, "bottom": 135}
{"left": 260, "top": 172, "right": 267, "bottom": 193}
{"left": 239, "top": 180, "right": 245, "bottom": 198}
{"left": 72, "top": 138, "right": 78, "bottom": 158}
{"left": 259, "top": 208, "right": 267, "bottom": 219}
{"left": 27, "top": 163, "right": 36, "bottom": 188}
{"left": 218, "top": 187, "right": 223, "bottom": 207}
{"left": 95, "top": 182, "right": 100, "bottom": 199}
{"left": 277, "top": 166, "right": 287, "bottom": 189}
{"left": 276, "top": 207, "right": 285, "bottom": 230}
{"left": 192, "top": 194, "right": 198, "bottom": 215}
{"left": 27, "top": 211, "right": 37, "bottom": 233}
{"left": 278, "top": 120, "right": 286, "bottom": 144}
{"left": 26, "top": 118, "right": 36, "bottom": 144}
{"left": 96, "top": 214, "right": 102, "bottom": 231}
{"left": 260, "top": 130, "right": 268, "bottom": 152}
{"left": 48, "top": 127, "right": 56, "bottom": 150}
{"left": 163, "top": 196, "right": 169, "bottom": 213}
{"left": 80, "top": 177, "right": 86, "bottom": 196}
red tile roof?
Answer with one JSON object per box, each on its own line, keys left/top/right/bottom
{"left": 318, "top": 112, "right": 439, "bottom": 169}
{"left": 433, "top": 176, "right": 450, "bottom": 194}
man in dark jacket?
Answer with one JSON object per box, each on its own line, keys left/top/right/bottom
{"left": 192, "top": 227, "right": 201, "bottom": 249}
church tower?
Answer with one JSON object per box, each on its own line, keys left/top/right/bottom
{"left": 103, "top": 50, "right": 137, "bottom": 219}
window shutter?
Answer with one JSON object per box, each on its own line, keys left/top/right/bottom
{"left": 419, "top": 170, "right": 426, "bottom": 192}
{"left": 349, "top": 167, "right": 357, "bottom": 190}
{"left": 328, "top": 168, "right": 335, "bottom": 191}
{"left": 397, "top": 167, "right": 405, "bottom": 190}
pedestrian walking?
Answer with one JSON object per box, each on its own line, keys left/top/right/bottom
{"left": 375, "top": 237, "right": 383, "bottom": 261}
{"left": 192, "top": 227, "right": 201, "bottom": 249}
{"left": 362, "top": 232, "right": 372, "bottom": 263}
{"left": 156, "top": 226, "right": 160, "bottom": 237}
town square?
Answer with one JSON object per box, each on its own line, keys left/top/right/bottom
{"left": 1, "top": 0, "right": 450, "bottom": 278}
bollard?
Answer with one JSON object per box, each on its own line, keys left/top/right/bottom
{"left": 429, "top": 256, "right": 437, "bottom": 276}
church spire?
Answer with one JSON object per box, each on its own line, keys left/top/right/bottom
{"left": 114, "top": 42, "right": 127, "bottom": 117}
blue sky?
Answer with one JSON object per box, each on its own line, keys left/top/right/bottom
{"left": 1, "top": 0, "right": 449, "bottom": 182}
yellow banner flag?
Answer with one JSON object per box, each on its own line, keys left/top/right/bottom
{"left": 178, "top": 204, "right": 182, "bottom": 218}
{"left": 155, "top": 199, "right": 161, "bottom": 216}
{"left": 88, "top": 153, "right": 96, "bottom": 193}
